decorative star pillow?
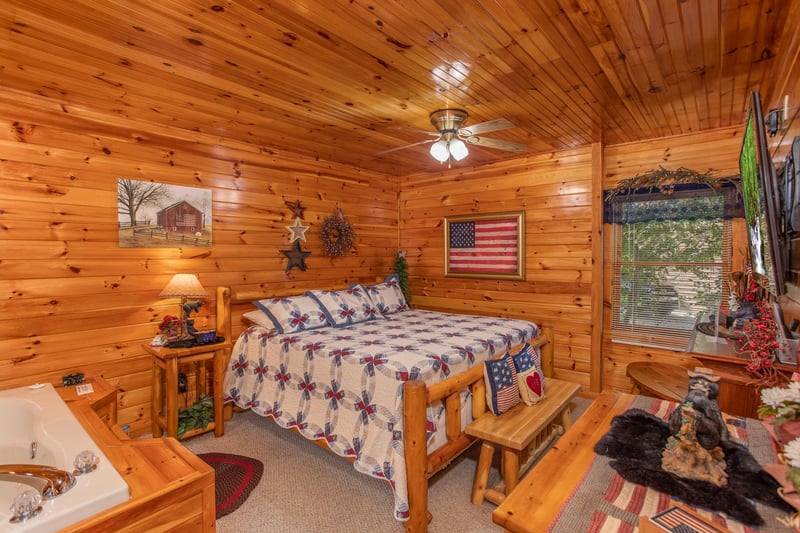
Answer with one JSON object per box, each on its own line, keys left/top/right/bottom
{"left": 512, "top": 343, "right": 545, "bottom": 405}
{"left": 483, "top": 352, "right": 520, "bottom": 415}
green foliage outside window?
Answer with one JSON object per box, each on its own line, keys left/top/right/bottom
{"left": 614, "top": 194, "right": 727, "bottom": 348}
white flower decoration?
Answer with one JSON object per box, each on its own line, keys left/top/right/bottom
{"left": 784, "top": 438, "right": 800, "bottom": 469}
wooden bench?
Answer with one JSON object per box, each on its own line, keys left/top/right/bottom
{"left": 465, "top": 378, "right": 582, "bottom": 505}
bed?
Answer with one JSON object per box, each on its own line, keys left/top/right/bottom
{"left": 493, "top": 390, "right": 794, "bottom": 533}
{"left": 215, "top": 282, "right": 553, "bottom": 532}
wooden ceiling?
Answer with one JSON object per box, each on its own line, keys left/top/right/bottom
{"left": 0, "top": 0, "right": 793, "bottom": 176}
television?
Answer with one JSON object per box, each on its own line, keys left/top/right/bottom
{"left": 739, "top": 91, "right": 786, "bottom": 296}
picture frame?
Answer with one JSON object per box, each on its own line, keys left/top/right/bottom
{"left": 117, "top": 178, "right": 212, "bottom": 248}
{"left": 444, "top": 211, "right": 525, "bottom": 280}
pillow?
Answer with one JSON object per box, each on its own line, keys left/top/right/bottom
{"left": 253, "top": 295, "right": 328, "bottom": 334}
{"left": 483, "top": 352, "right": 520, "bottom": 415}
{"left": 242, "top": 310, "right": 275, "bottom": 330}
{"left": 512, "top": 343, "right": 545, "bottom": 405}
{"left": 364, "top": 273, "right": 408, "bottom": 315}
{"left": 307, "top": 285, "right": 384, "bottom": 327}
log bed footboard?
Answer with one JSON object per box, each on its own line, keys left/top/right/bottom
{"left": 402, "top": 328, "right": 553, "bottom": 532}
{"left": 215, "top": 285, "right": 553, "bottom": 533}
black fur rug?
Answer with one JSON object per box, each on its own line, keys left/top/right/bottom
{"left": 593, "top": 408, "right": 793, "bottom": 526}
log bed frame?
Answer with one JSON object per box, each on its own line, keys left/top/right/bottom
{"left": 215, "top": 285, "right": 554, "bottom": 532}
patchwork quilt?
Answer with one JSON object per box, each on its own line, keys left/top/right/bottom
{"left": 223, "top": 309, "right": 537, "bottom": 521}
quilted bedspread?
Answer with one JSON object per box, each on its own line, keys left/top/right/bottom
{"left": 222, "top": 309, "right": 537, "bottom": 521}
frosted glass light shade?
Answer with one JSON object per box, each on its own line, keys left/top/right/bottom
{"left": 429, "top": 139, "right": 450, "bottom": 162}
{"left": 449, "top": 139, "right": 469, "bottom": 161}
{"left": 159, "top": 273, "right": 208, "bottom": 299}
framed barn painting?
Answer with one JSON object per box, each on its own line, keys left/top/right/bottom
{"left": 117, "top": 178, "right": 212, "bottom": 248}
{"left": 444, "top": 211, "right": 525, "bottom": 280}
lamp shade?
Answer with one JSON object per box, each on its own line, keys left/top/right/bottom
{"left": 159, "top": 273, "right": 208, "bottom": 299}
{"left": 429, "top": 139, "right": 450, "bottom": 162}
{"left": 449, "top": 139, "right": 469, "bottom": 161}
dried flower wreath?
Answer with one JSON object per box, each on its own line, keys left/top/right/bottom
{"left": 320, "top": 208, "right": 355, "bottom": 257}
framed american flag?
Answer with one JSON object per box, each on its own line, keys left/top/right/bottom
{"left": 444, "top": 211, "right": 525, "bottom": 280}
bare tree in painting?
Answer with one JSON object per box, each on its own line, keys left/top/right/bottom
{"left": 117, "top": 178, "right": 170, "bottom": 226}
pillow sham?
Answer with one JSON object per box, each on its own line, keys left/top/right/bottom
{"left": 242, "top": 310, "right": 275, "bottom": 330}
{"left": 253, "top": 295, "right": 329, "bottom": 334}
{"left": 483, "top": 352, "right": 520, "bottom": 416}
{"left": 364, "top": 273, "right": 408, "bottom": 315}
{"left": 512, "top": 343, "right": 545, "bottom": 405}
{"left": 307, "top": 285, "right": 383, "bottom": 327}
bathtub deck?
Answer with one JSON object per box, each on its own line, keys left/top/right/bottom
{"left": 58, "top": 389, "right": 216, "bottom": 532}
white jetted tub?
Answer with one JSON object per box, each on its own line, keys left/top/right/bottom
{"left": 0, "top": 383, "right": 129, "bottom": 532}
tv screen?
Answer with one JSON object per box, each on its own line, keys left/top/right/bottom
{"left": 739, "top": 91, "right": 785, "bottom": 295}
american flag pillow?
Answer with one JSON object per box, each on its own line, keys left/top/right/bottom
{"left": 484, "top": 352, "right": 520, "bottom": 415}
{"left": 512, "top": 343, "right": 545, "bottom": 405}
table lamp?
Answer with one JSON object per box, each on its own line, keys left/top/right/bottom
{"left": 159, "top": 273, "right": 208, "bottom": 340}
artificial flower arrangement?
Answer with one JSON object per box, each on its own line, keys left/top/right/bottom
{"left": 732, "top": 277, "right": 788, "bottom": 388}
{"left": 758, "top": 374, "right": 800, "bottom": 526}
{"left": 759, "top": 376, "right": 800, "bottom": 443}
{"left": 158, "top": 315, "right": 182, "bottom": 337}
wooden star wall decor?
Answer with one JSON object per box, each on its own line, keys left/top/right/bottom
{"left": 286, "top": 217, "right": 309, "bottom": 242}
{"left": 285, "top": 199, "right": 306, "bottom": 219}
{"left": 281, "top": 240, "right": 311, "bottom": 272}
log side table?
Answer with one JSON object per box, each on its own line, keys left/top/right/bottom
{"left": 144, "top": 340, "right": 231, "bottom": 440}
{"left": 625, "top": 361, "right": 689, "bottom": 402}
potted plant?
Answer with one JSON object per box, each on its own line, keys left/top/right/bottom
{"left": 177, "top": 393, "right": 214, "bottom": 438}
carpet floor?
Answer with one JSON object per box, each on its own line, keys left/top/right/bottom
{"left": 184, "top": 395, "right": 593, "bottom": 533}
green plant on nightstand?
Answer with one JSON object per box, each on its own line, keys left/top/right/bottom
{"left": 177, "top": 393, "right": 213, "bottom": 438}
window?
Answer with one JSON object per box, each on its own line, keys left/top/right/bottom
{"left": 609, "top": 187, "right": 733, "bottom": 351}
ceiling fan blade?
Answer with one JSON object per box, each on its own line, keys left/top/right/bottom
{"left": 376, "top": 138, "right": 438, "bottom": 155}
{"left": 465, "top": 135, "right": 526, "bottom": 152}
{"left": 458, "top": 118, "right": 515, "bottom": 136}
{"left": 388, "top": 126, "right": 441, "bottom": 137}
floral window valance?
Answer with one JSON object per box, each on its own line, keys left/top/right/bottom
{"left": 603, "top": 167, "right": 744, "bottom": 224}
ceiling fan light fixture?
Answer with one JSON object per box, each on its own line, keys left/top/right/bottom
{"left": 449, "top": 139, "right": 469, "bottom": 161}
{"left": 429, "top": 139, "right": 450, "bottom": 162}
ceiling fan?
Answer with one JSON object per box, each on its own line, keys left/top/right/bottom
{"left": 380, "top": 108, "right": 526, "bottom": 162}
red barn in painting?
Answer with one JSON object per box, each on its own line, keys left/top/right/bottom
{"left": 157, "top": 201, "right": 203, "bottom": 234}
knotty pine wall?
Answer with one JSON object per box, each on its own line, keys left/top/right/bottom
{"left": 399, "top": 127, "right": 749, "bottom": 393}
{"left": 0, "top": 90, "right": 399, "bottom": 437}
{"left": 602, "top": 127, "right": 748, "bottom": 392}
{"left": 399, "top": 147, "right": 597, "bottom": 388}
{"left": 1, "top": 96, "right": 794, "bottom": 434}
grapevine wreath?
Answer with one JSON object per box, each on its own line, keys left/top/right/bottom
{"left": 320, "top": 208, "right": 355, "bottom": 257}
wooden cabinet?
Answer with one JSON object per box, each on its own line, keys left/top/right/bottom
{"left": 690, "top": 353, "right": 789, "bottom": 419}
{"left": 689, "top": 328, "right": 795, "bottom": 419}
{"left": 144, "top": 341, "right": 231, "bottom": 439}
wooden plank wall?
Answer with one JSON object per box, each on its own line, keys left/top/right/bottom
{"left": 601, "top": 127, "right": 746, "bottom": 392}
{"left": 399, "top": 147, "right": 596, "bottom": 388}
{"left": 0, "top": 90, "right": 399, "bottom": 437}
{"left": 399, "top": 127, "right": 748, "bottom": 393}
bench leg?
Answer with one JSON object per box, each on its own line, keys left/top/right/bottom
{"left": 471, "top": 440, "right": 495, "bottom": 505}
{"left": 502, "top": 447, "right": 521, "bottom": 495}
{"left": 561, "top": 405, "right": 573, "bottom": 431}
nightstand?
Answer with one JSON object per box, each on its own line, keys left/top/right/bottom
{"left": 144, "top": 341, "right": 231, "bottom": 440}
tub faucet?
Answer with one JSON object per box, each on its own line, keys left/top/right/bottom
{"left": 0, "top": 464, "right": 76, "bottom": 499}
